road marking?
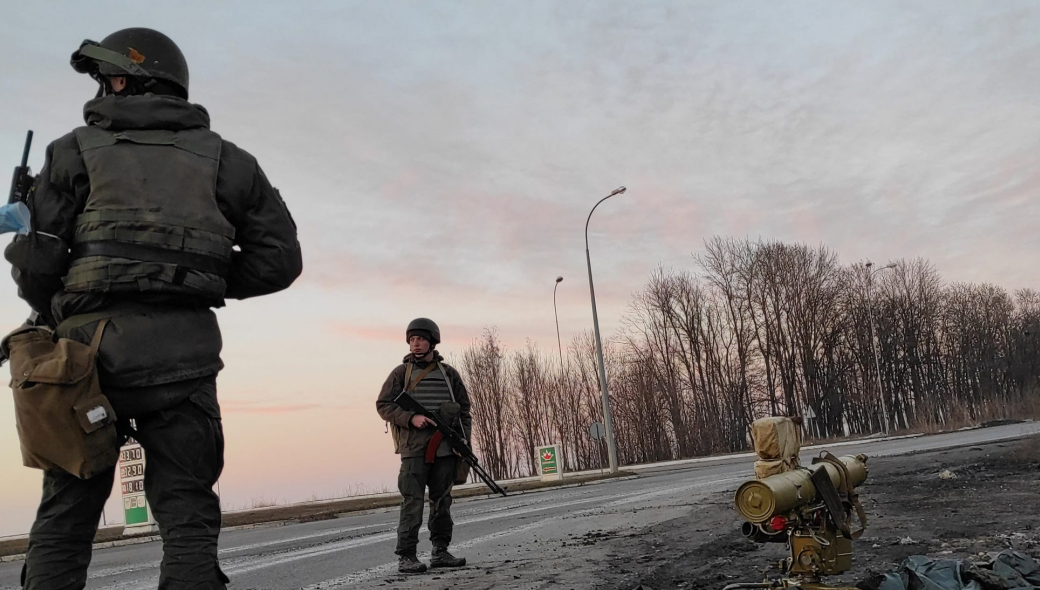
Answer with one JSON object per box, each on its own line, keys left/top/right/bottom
{"left": 301, "top": 521, "right": 550, "bottom": 589}
{"left": 219, "top": 522, "right": 392, "bottom": 554}
{"left": 223, "top": 474, "right": 736, "bottom": 579}
{"left": 220, "top": 493, "right": 618, "bottom": 576}
{"left": 92, "top": 471, "right": 751, "bottom": 588}
{"left": 88, "top": 561, "right": 161, "bottom": 580}
{"left": 215, "top": 487, "right": 603, "bottom": 556}
{"left": 298, "top": 477, "right": 744, "bottom": 588}
{"left": 101, "top": 489, "right": 628, "bottom": 588}
{"left": 605, "top": 476, "right": 743, "bottom": 507}
{"left": 84, "top": 490, "right": 609, "bottom": 586}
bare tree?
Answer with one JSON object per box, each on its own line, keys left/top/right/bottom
{"left": 459, "top": 328, "right": 514, "bottom": 479}
{"left": 454, "top": 238, "right": 1038, "bottom": 478}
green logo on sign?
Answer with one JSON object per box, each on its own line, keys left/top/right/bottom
{"left": 539, "top": 446, "right": 558, "bottom": 474}
{"left": 124, "top": 496, "right": 149, "bottom": 525}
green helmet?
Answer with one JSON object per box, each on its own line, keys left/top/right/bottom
{"left": 71, "top": 28, "right": 189, "bottom": 98}
{"left": 406, "top": 318, "right": 441, "bottom": 347}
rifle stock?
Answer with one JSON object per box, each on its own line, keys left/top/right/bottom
{"left": 394, "top": 391, "right": 508, "bottom": 497}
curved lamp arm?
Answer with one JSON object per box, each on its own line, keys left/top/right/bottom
{"left": 585, "top": 186, "right": 627, "bottom": 250}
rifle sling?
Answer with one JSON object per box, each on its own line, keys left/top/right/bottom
{"left": 404, "top": 363, "right": 438, "bottom": 393}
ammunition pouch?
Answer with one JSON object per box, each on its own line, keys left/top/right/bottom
{"left": 439, "top": 401, "right": 461, "bottom": 422}
{"left": 2, "top": 320, "right": 120, "bottom": 479}
{"left": 438, "top": 402, "right": 470, "bottom": 484}
{"left": 454, "top": 457, "right": 471, "bottom": 485}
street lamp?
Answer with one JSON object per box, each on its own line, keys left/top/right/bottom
{"left": 865, "top": 261, "right": 897, "bottom": 435}
{"left": 585, "top": 185, "right": 626, "bottom": 474}
{"left": 554, "top": 276, "right": 565, "bottom": 372}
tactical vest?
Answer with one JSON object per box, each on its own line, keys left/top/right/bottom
{"left": 65, "top": 126, "right": 235, "bottom": 300}
{"left": 406, "top": 362, "right": 454, "bottom": 412}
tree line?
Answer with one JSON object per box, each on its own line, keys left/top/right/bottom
{"left": 455, "top": 237, "right": 1040, "bottom": 479}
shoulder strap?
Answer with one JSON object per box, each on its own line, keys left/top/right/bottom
{"left": 75, "top": 126, "right": 222, "bottom": 160}
{"left": 89, "top": 319, "right": 109, "bottom": 354}
{"left": 437, "top": 362, "right": 468, "bottom": 439}
{"left": 406, "top": 363, "right": 438, "bottom": 393}
{"left": 437, "top": 363, "right": 456, "bottom": 402}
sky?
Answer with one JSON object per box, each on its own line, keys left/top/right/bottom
{"left": 1, "top": 1, "right": 1038, "bottom": 536}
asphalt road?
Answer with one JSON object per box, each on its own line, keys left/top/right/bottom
{"left": 2, "top": 421, "right": 1037, "bottom": 590}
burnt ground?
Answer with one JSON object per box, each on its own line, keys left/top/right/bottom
{"left": 599, "top": 435, "right": 1040, "bottom": 590}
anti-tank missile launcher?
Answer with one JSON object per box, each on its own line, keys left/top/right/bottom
{"left": 724, "top": 418, "right": 869, "bottom": 590}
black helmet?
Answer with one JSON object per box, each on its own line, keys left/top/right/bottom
{"left": 406, "top": 318, "right": 441, "bottom": 347}
{"left": 71, "top": 28, "right": 189, "bottom": 98}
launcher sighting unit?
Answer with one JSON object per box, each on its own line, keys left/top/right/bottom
{"left": 725, "top": 417, "right": 869, "bottom": 590}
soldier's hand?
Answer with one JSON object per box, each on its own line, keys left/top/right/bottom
{"left": 410, "top": 415, "right": 436, "bottom": 429}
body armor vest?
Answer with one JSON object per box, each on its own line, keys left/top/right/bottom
{"left": 65, "top": 126, "right": 235, "bottom": 300}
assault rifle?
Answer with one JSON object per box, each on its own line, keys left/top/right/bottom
{"left": 9, "top": 130, "right": 34, "bottom": 204}
{"left": 393, "top": 391, "right": 508, "bottom": 497}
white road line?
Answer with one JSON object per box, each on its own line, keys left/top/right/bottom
{"left": 604, "top": 476, "right": 743, "bottom": 507}
{"left": 301, "top": 521, "right": 550, "bottom": 589}
{"left": 216, "top": 487, "right": 602, "bottom": 556}
{"left": 88, "top": 577, "right": 157, "bottom": 590}
{"left": 299, "top": 477, "right": 742, "bottom": 589}
{"left": 95, "top": 471, "right": 737, "bottom": 589}
{"left": 85, "top": 489, "right": 612, "bottom": 582}
{"left": 88, "top": 561, "right": 161, "bottom": 580}
{"left": 221, "top": 492, "right": 621, "bottom": 576}
{"left": 218, "top": 521, "right": 391, "bottom": 555}
{"left": 101, "top": 490, "right": 626, "bottom": 589}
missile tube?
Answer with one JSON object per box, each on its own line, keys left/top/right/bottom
{"left": 734, "top": 454, "right": 868, "bottom": 523}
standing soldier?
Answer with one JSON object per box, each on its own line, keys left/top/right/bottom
{"left": 376, "top": 318, "right": 471, "bottom": 573}
{"left": 4, "top": 28, "right": 303, "bottom": 589}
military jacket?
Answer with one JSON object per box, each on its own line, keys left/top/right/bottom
{"left": 4, "top": 94, "right": 303, "bottom": 388}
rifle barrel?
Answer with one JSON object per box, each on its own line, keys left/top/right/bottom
{"left": 20, "top": 131, "right": 33, "bottom": 168}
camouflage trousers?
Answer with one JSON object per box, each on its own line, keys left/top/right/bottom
{"left": 21, "top": 376, "right": 228, "bottom": 590}
{"left": 395, "top": 455, "right": 457, "bottom": 556}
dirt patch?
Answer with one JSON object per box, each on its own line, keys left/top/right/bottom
{"left": 601, "top": 436, "right": 1040, "bottom": 590}
{"left": 562, "top": 529, "right": 629, "bottom": 548}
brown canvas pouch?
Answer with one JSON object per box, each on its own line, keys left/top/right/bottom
{"left": 2, "top": 319, "right": 119, "bottom": 479}
{"left": 435, "top": 401, "right": 471, "bottom": 485}
{"left": 453, "top": 455, "right": 471, "bottom": 485}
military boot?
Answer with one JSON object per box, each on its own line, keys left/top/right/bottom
{"left": 430, "top": 547, "right": 466, "bottom": 568}
{"left": 398, "top": 554, "right": 427, "bottom": 574}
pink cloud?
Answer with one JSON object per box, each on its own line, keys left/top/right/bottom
{"left": 329, "top": 323, "right": 402, "bottom": 342}
{"left": 220, "top": 400, "right": 339, "bottom": 414}
{"left": 327, "top": 321, "right": 495, "bottom": 348}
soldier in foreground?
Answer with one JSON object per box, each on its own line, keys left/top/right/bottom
{"left": 376, "top": 318, "right": 471, "bottom": 573}
{"left": 5, "top": 28, "right": 302, "bottom": 589}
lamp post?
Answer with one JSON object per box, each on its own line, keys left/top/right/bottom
{"left": 865, "top": 261, "right": 897, "bottom": 435}
{"left": 554, "top": 276, "right": 565, "bottom": 372}
{"left": 585, "top": 185, "right": 626, "bottom": 474}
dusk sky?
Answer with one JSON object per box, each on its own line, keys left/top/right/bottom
{"left": 1, "top": 1, "right": 1038, "bottom": 536}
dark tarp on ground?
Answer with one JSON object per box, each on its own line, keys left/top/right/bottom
{"left": 858, "top": 551, "right": 1040, "bottom": 590}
